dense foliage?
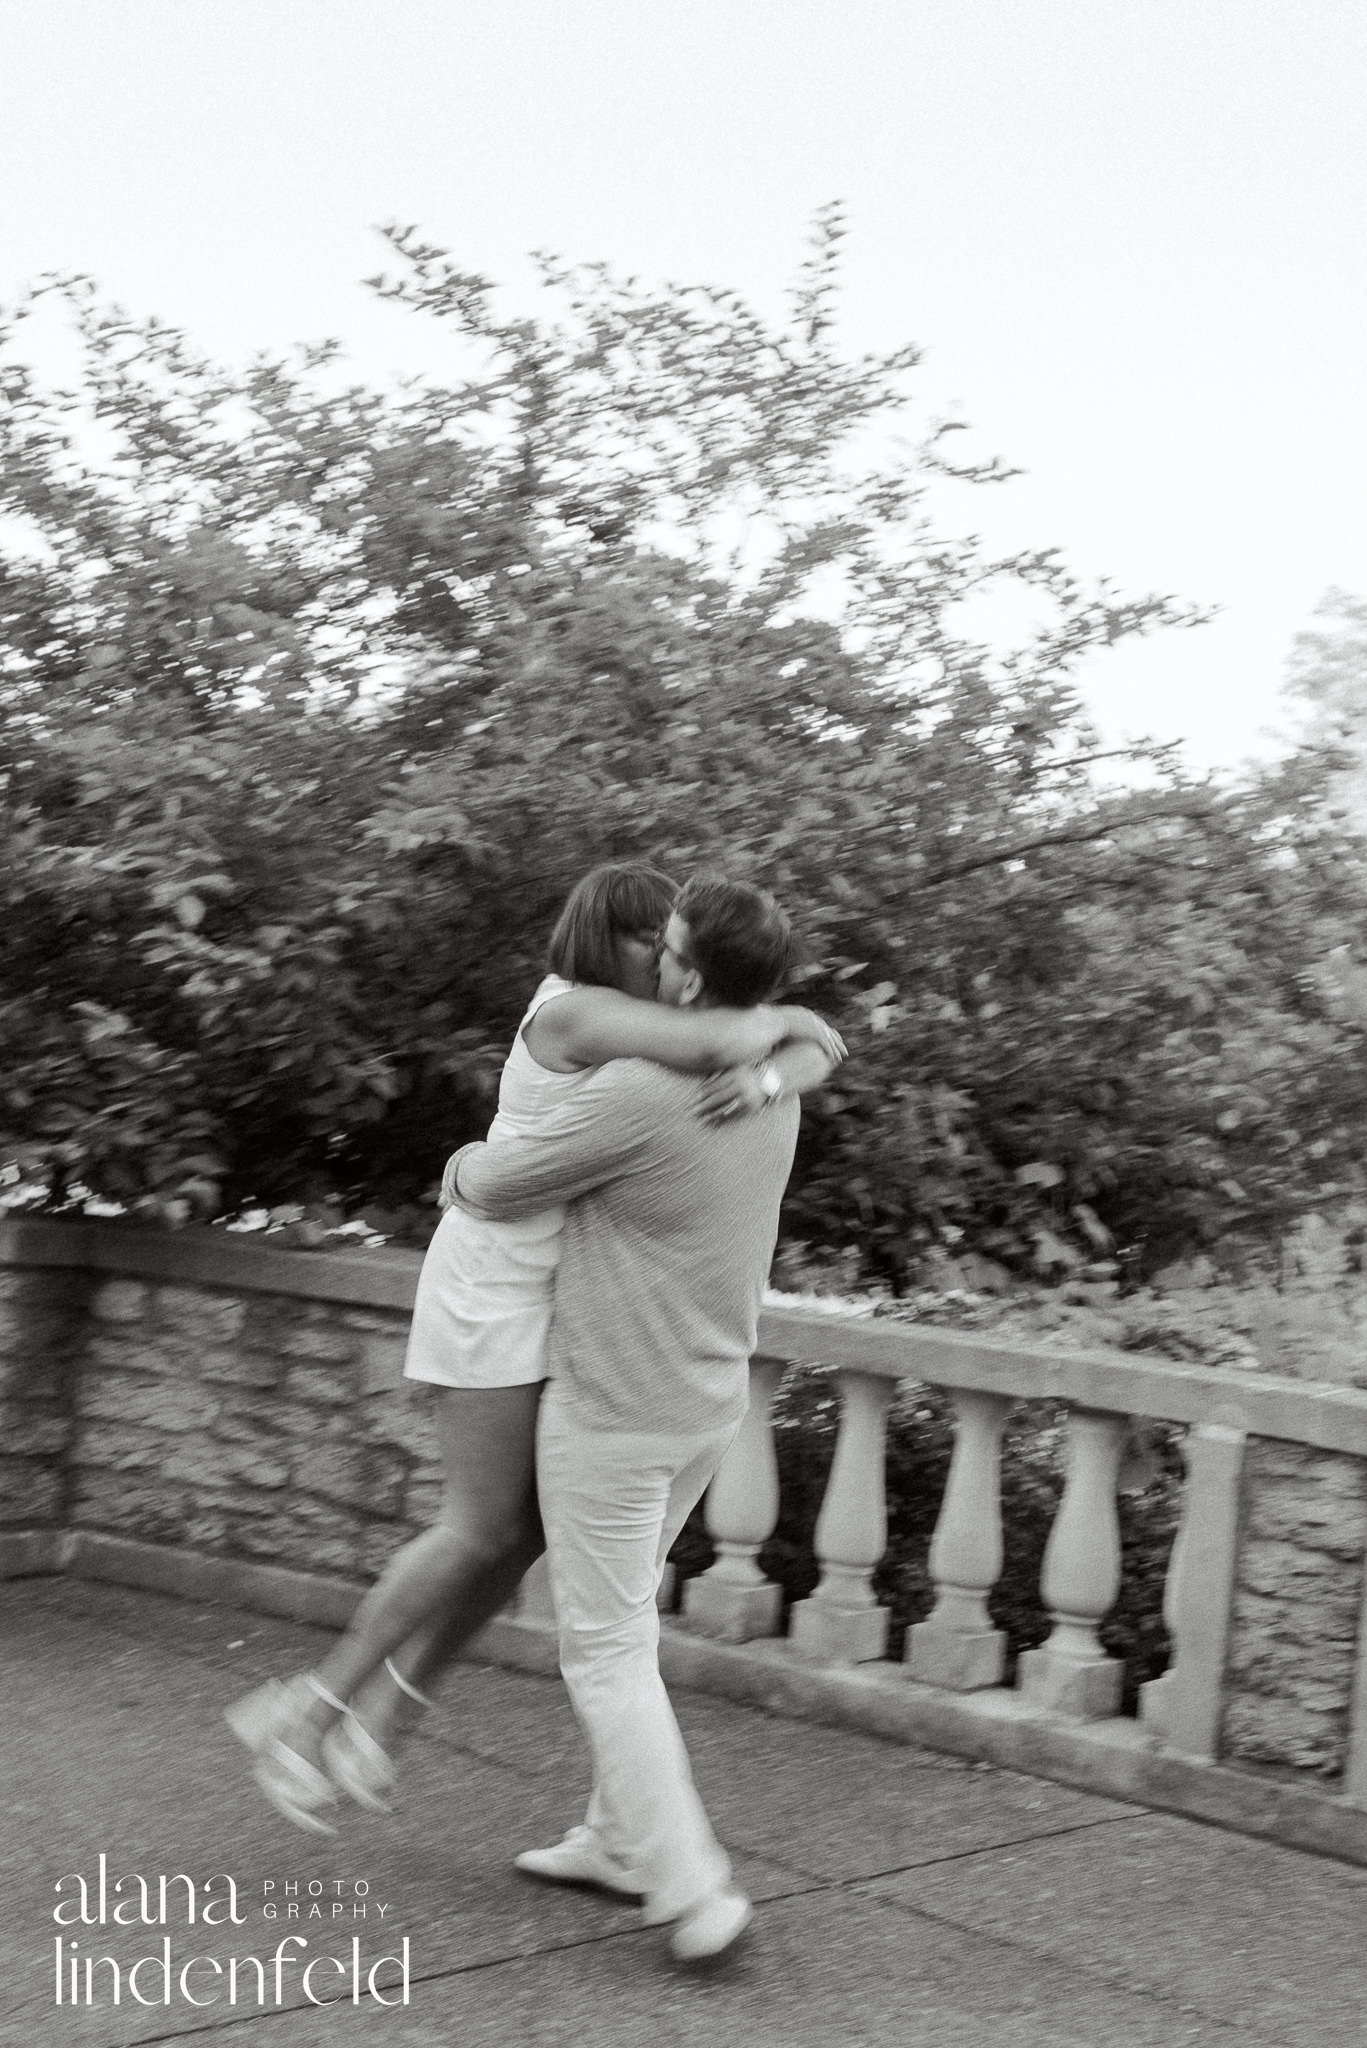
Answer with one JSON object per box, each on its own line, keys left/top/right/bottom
{"left": 4, "top": 216, "right": 1367, "bottom": 1280}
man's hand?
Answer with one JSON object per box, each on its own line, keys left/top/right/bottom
{"left": 439, "top": 1149, "right": 469, "bottom": 1211}
{"left": 696, "top": 1065, "right": 773, "bottom": 1125}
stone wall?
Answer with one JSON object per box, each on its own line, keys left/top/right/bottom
{"left": 1223, "top": 1439, "right": 1367, "bottom": 1777}
{"left": 4, "top": 1218, "right": 1367, "bottom": 1797}
{"left": 65, "top": 1273, "right": 436, "bottom": 1581}
{"left": 0, "top": 1224, "right": 437, "bottom": 1590}
{"left": 0, "top": 1263, "right": 89, "bottom": 1536}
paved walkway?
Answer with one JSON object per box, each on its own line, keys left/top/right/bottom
{"left": 3, "top": 1576, "right": 1365, "bottom": 2048}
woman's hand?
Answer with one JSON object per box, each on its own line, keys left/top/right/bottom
{"left": 696, "top": 1064, "right": 772, "bottom": 1124}
{"left": 438, "top": 1153, "right": 463, "bottom": 1211}
{"left": 777, "top": 1007, "right": 847, "bottom": 1066}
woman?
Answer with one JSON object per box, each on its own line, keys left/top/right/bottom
{"left": 226, "top": 861, "right": 842, "bottom": 1832}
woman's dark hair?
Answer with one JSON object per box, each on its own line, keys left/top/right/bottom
{"left": 673, "top": 873, "right": 792, "bottom": 1006}
{"left": 547, "top": 862, "right": 678, "bottom": 989}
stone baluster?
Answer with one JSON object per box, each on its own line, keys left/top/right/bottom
{"left": 681, "top": 1357, "right": 785, "bottom": 1641}
{"left": 789, "top": 1369, "right": 893, "bottom": 1664}
{"left": 905, "top": 1389, "right": 1010, "bottom": 1688}
{"left": 1140, "top": 1420, "right": 1245, "bottom": 1758}
{"left": 1017, "top": 1405, "right": 1126, "bottom": 1717}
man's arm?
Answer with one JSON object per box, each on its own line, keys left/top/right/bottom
{"left": 452, "top": 1063, "right": 669, "bottom": 1221}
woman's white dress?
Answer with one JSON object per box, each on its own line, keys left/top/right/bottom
{"left": 402, "top": 975, "right": 588, "bottom": 1389}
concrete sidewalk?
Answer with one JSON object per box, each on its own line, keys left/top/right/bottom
{"left": 3, "top": 1576, "right": 1364, "bottom": 2048}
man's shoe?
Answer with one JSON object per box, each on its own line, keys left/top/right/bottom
{"left": 514, "top": 1825, "right": 643, "bottom": 1900}
{"left": 669, "top": 1888, "right": 753, "bottom": 1964}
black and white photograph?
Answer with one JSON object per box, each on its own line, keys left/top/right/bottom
{"left": 3, "top": 4, "right": 1366, "bottom": 2042}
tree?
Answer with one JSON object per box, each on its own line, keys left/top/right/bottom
{"left": 1284, "top": 587, "right": 1367, "bottom": 823}
{"left": 4, "top": 218, "right": 1366, "bottom": 1276}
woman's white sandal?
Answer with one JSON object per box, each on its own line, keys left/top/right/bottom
{"left": 384, "top": 1657, "right": 434, "bottom": 1708}
{"left": 312, "top": 1674, "right": 396, "bottom": 1814}
{"left": 254, "top": 1740, "right": 339, "bottom": 1837}
{"left": 224, "top": 1676, "right": 294, "bottom": 1754}
{"left": 322, "top": 1718, "right": 394, "bottom": 1813}
{"left": 225, "top": 1674, "right": 338, "bottom": 1836}
{"left": 318, "top": 1658, "right": 432, "bottom": 1812}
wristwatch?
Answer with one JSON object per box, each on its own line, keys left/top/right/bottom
{"left": 757, "top": 1060, "right": 783, "bottom": 1109}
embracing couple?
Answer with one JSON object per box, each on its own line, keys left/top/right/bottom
{"left": 227, "top": 863, "right": 843, "bottom": 1965}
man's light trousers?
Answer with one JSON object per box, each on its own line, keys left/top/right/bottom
{"left": 536, "top": 1380, "right": 737, "bottom": 1923}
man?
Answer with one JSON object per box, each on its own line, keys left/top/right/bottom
{"left": 450, "top": 874, "right": 819, "bottom": 1963}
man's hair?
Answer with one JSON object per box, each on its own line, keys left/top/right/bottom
{"left": 546, "top": 861, "right": 678, "bottom": 989}
{"left": 674, "top": 873, "right": 792, "bottom": 1007}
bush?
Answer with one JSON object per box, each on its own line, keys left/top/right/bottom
{"left": 6, "top": 229, "right": 1367, "bottom": 1279}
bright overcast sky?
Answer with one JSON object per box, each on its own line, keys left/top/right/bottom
{"left": 3, "top": 0, "right": 1365, "bottom": 771}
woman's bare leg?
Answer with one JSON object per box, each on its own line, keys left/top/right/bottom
{"left": 284, "top": 1380, "right": 545, "bottom": 1759}
{"left": 345, "top": 1528, "right": 540, "bottom": 1750}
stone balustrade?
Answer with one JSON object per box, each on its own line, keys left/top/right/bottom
{"left": 681, "top": 1306, "right": 1367, "bottom": 1801}
{"left": 4, "top": 1218, "right": 1367, "bottom": 1858}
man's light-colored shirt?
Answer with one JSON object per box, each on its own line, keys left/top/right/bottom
{"left": 454, "top": 1058, "right": 799, "bottom": 1436}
